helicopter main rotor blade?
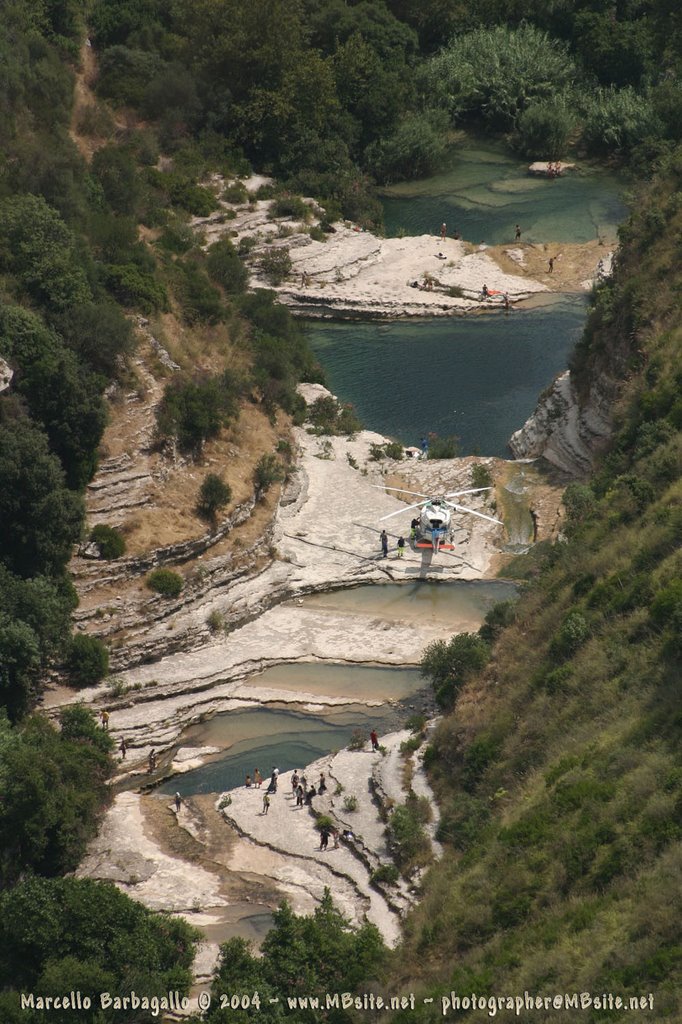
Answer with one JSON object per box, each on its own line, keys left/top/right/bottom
{"left": 379, "top": 500, "right": 429, "bottom": 521}
{"left": 443, "top": 488, "right": 492, "bottom": 498}
{"left": 447, "top": 502, "right": 503, "bottom": 526}
{"left": 372, "top": 484, "right": 431, "bottom": 500}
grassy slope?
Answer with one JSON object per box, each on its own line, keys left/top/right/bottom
{"left": 385, "top": 154, "right": 682, "bottom": 1020}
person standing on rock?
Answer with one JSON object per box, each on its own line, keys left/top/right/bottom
{"left": 397, "top": 536, "right": 406, "bottom": 558}
{"left": 305, "top": 784, "right": 317, "bottom": 806}
{"left": 254, "top": 768, "right": 262, "bottom": 788}
{"left": 296, "top": 784, "right": 305, "bottom": 807}
{"left": 515, "top": 224, "right": 522, "bottom": 241}
{"left": 548, "top": 256, "right": 555, "bottom": 273}
{"left": 292, "top": 771, "right": 299, "bottom": 794}
{"left": 370, "top": 729, "right": 380, "bottom": 751}
{"left": 100, "top": 710, "right": 109, "bottom": 730}
{"left": 440, "top": 222, "right": 446, "bottom": 241}
{"left": 175, "top": 792, "right": 182, "bottom": 813}
{"left": 319, "top": 826, "right": 330, "bottom": 851}
{"left": 380, "top": 530, "right": 388, "bottom": 558}
{"left": 318, "top": 772, "right": 327, "bottom": 794}
{"left": 263, "top": 793, "right": 271, "bottom": 815}
{"left": 410, "top": 518, "right": 419, "bottom": 540}
{"left": 119, "top": 737, "right": 127, "bottom": 760}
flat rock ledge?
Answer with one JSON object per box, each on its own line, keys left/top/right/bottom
{"left": 219, "top": 727, "right": 442, "bottom": 948}
{"left": 192, "top": 187, "right": 548, "bottom": 320}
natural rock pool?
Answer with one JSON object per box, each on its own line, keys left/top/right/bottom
{"left": 160, "top": 703, "right": 405, "bottom": 796}
{"left": 159, "top": 581, "right": 517, "bottom": 797}
{"left": 306, "top": 141, "right": 625, "bottom": 454}
{"left": 307, "top": 297, "right": 586, "bottom": 453}
{"left": 380, "top": 139, "right": 626, "bottom": 244}
{"left": 301, "top": 579, "right": 518, "bottom": 624}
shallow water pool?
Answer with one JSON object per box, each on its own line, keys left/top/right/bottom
{"left": 301, "top": 580, "right": 518, "bottom": 626}
{"left": 381, "top": 140, "right": 626, "bottom": 245}
{"left": 160, "top": 704, "right": 404, "bottom": 797}
{"left": 244, "top": 662, "right": 422, "bottom": 701}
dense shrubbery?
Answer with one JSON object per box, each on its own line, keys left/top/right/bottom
{"left": 513, "top": 98, "right": 576, "bottom": 158}
{"left": 90, "top": 524, "right": 126, "bottom": 559}
{"left": 386, "top": 800, "right": 432, "bottom": 874}
{"left": 156, "top": 373, "right": 240, "bottom": 453}
{"left": 425, "top": 25, "right": 577, "bottom": 129}
{"left": 66, "top": 634, "right": 110, "bottom": 688}
{"left": 259, "top": 248, "right": 292, "bottom": 286}
{"left": 365, "top": 109, "right": 450, "bottom": 183}
{"left": 0, "top": 709, "right": 113, "bottom": 887}
{"left": 253, "top": 454, "right": 285, "bottom": 498}
{"left": 146, "top": 568, "right": 184, "bottom": 598}
{"left": 202, "top": 893, "right": 385, "bottom": 1024}
{"left": 207, "top": 239, "right": 249, "bottom": 295}
{"left": 427, "top": 434, "right": 459, "bottom": 459}
{"left": 196, "top": 474, "right": 232, "bottom": 522}
{"left": 307, "top": 395, "right": 362, "bottom": 436}
{"left": 581, "top": 86, "right": 661, "bottom": 158}
{"left": 0, "top": 875, "right": 198, "bottom": 1017}
{"left": 420, "top": 632, "right": 490, "bottom": 708}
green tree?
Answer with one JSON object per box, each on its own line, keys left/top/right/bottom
{"left": 0, "top": 195, "right": 91, "bottom": 312}
{"left": 207, "top": 239, "right": 249, "bottom": 295}
{"left": 156, "top": 374, "right": 237, "bottom": 453}
{"left": 91, "top": 145, "right": 140, "bottom": 215}
{"left": 425, "top": 25, "right": 577, "bottom": 129}
{"left": 513, "top": 98, "right": 576, "bottom": 159}
{"left": 365, "top": 109, "right": 450, "bottom": 183}
{"left": 0, "top": 618, "right": 40, "bottom": 722}
{"left": 581, "top": 87, "right": 661, "bottom": 157}
{"left": 54, "top": 302, "right": 135, "bottom": 379}
{"left": 0, "top": 416, "right": 83, "bottom": 579}
{"left": 196, "top": 474, "right": 232, "bottom": 522}
{"left": 420, "top": 632, "right": 490, "bottom": 708}
{"left": 205, "top": 893, "right": 386, "bottom": 1024}
{"left": 0, "top": 304, "right": 107, "bottom": 487}
{"left": 65, "top": 634, "right": 109, "bottom": 688}
{"left": 0, "top": 713, "right": 113, "bottom": 885}
{"left": 0, "top": 875, "right": 197, "bottom": 998}
{"left": 253, "top": 454, "right": 285, "bottom": 498}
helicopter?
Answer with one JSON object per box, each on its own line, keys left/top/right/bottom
{"left": 376, "top": 486, "right": 503, "bottom": 553}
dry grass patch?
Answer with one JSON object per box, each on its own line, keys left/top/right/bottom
{"left": 120, "top": 404, "right": 286, "bottom": 555}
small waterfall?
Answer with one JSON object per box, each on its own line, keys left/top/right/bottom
{"left": 499, "top": 468, "right": 535, "bottom": 553}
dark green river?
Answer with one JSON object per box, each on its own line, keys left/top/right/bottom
{"left": 306, "top": 141, "right": 626, "bottom": 456}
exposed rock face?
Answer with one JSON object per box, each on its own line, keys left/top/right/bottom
{"left": 528, "top": 161, "right": 576, "bottom": 176}
{"left": 509, "top": 370, "right": 613, "bottom": 477}
{"left": 0, "top": 358, "right": 13, "bottom": 393}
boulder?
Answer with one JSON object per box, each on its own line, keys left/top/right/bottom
{"left": 0, "top": 358, "right": 13, "bottom": 393}
{"left": 528, "top": 161, "right": 576, "bottom": 177}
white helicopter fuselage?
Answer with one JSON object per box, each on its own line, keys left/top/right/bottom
{"left": 419, "top": 500, "right": 451, "bottom": 550}
{"left": 377, "top": 484, "right": 502, "bottom": 555}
